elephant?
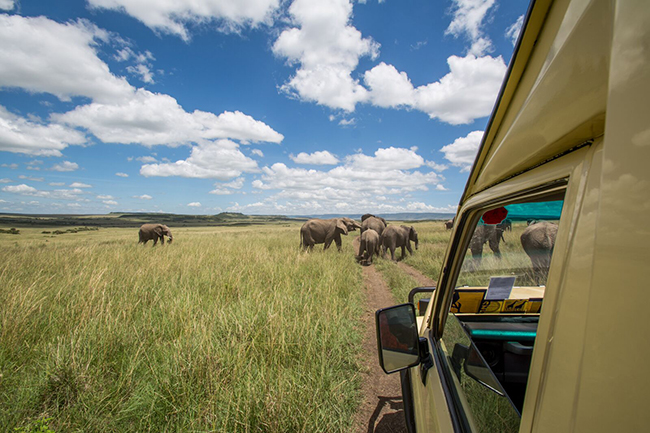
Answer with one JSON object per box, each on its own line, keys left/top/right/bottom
{"left": 445, "top": 219, "right": 454, "bottom": 230}
{"left": 497, "top": 219, "right": 512, "bottom": 231}
{"left": 381, "top": 225, "right": 419, "bottom": 261}
{"left": 520, "top": 221, "right": 558, "bottom": 283}
{"left": 468, "top": 224, "right": 504, "bottom": 262}
{"left": 356, "top": 228, "right": 381, "bottom": 266}
{"left": 138, "top": 223, "right": 173, "bottom": 246}
{"left": 300, "top": 217, "right": 361, "bottom": 252}
{"left": 361, "top": 214, "right": 388, "bottom": 236}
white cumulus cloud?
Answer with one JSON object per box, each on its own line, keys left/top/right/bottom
{"left": 345, "top": 147, "right": 424, "bottom": 171}
{"left": 51, "top": 161, "right": 79, "bottom": 172}
{"left": 273, "top": 0, "right": 379, "bottom": 111}
{"left": 440, "top": 130, "right": 484, "bottom": 171}
{"left": 70, "top": 182, "right": 92, "bottom": 188}
{"left": 187, "top": 202, "right": 202, "bottom": 207}
{"left": 247, "top": 146, "right": 446, "bottom": 214}
{"left": 364, "top": 63, "right": 415, "bottom": 108}
{"left": 1, "top": 15, "right": 283, "bottom": 151}
{"left": 0, "top": 15, "right": 132, "bottom": 103}
{"left": 290, "top": 150, "right": 340, "bottom": 165}
{"left": 0, "top": 106, "right": 86, "bottom": 156}
{"left": 140, "top": 139, "right": 259, "bottom": 180}
{"left": 115, "top": 172, "right": 129, "bottom": 177}
{"left": 88, "top": 0, "right": 281, "bottom": 40}
{"left": 506, "top": 15, "right": 524, "bottom": 46}
{"left": 134, "top": 194, "right": 152, "bottom": 200}
{"left": 446, "top": 0, "right": 496, "bottom": 56}
{"left": 55, "top": 89, "right": 284, "bottom": 147}
{"left": 413, "top": 55, "right": 505, "bottom": 124}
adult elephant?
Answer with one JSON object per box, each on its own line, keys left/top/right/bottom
{"left": 361, "top": 214, "right": 388, "bottom": 236}
{"left": 521, "top": 221, "right": 558, "bottom": 283}
{"left": 497, "top": 219, "right": 512, "bottom": 232}
{"left": 381, "top": 225, "right": 418, "bottom": 261}
{"left": 445, "top": 219, "right": 454, "bottom": 230}
{"left": 356, "top": 228, "right": 381, "bottom": 266}
{"left": 138, "top": 223, "right": 173, "bottom": 246}
{"left": 468, "top": 225, "right": 504, "bottom": 262}
{"left": 300, "top": 217, "right": 361, "bottom": 252}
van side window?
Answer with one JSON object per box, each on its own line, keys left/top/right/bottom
{"left": 438, "top": 196, "right": 565, "bottom": 431}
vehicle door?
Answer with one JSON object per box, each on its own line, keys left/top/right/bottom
{"left": 405, "top": 144, "right": 593, "bottom": 432}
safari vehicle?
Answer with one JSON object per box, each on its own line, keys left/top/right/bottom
{"left": 375, "top": 0, "right": 650, "bottom": 432}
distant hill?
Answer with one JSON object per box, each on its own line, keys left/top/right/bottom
{"left": 296, "top": 212, "right": 456, "bottom": 221}
{"left": 0, "top": 211, "right": 455, "bottom": 228}
{"left": 0, "top": 212, "right": 303, "bottom": 228}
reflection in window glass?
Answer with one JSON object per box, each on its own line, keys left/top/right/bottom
{"left": 438, "top": 195, "right": 565, "bottom": 430}
{"left": 457, "top": 199, "right": 564, "bottom": 293}
{"left": 440, "top": 314, "right": 520, "bottom": 433}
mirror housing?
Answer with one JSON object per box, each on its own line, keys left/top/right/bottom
{"left": 375, "top": 304, "right": 421, "bottom": 374}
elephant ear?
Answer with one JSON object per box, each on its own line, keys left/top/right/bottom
{"left": 336, "top": 219, "right": 349, "bottom": 235}
{"left": 380, "top": 217, "right": 387, "bottom": 225}
{"left": 153, "top": 226, "right": 163, "bottom": 236}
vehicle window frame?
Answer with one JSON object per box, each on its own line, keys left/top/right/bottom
{"left": 424, "top": 182, "right": 569, "bottom": 433}
{"left": 429, "top": 179, "right": 568, "bottom": 339}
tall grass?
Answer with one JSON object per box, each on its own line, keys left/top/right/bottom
{"left": 0, "top": 225, "right": 364, "bottom": 432}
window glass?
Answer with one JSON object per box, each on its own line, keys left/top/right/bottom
{"left": 438, "top": 195, "right": 565, "bottom": 431}
{"left": 439, "top": 314, "right": 520, "bottom": 432}
{"left": 456, "top": 199, "right": 564, "bottom": 301}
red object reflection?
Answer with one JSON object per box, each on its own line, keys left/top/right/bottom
{"left": 482, "top": 207, "right": 508, "bottom": 224}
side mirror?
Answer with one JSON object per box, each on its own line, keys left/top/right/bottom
{"left": 375, "top": 304, "right": 421, "bottom": 374}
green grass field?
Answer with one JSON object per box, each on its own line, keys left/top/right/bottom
{"left": 1, "top": 219, "right": 530, "bottom": 432}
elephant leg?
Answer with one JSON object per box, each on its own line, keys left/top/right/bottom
{"left": 400, "top": 245, "right": 406, "bottom": 260}
{"left": 334, "top": 235, "right": 342, "bottom": 252}
{"left": 489, "top": 239, "right": 501, "bottom": 258}
{"left": 390, "top": 247, "right": 396, "bottom": 261}
{"left": 406, "top": 242, "right": 413, "bottom": 255}
{"left": 471, "top": 244, "right": 483, "bottom": 262}
{"left": 161, "top": 236, "right": 165, "bottom": 245}
{"left": 153, "top": 237, "right": 158, "bottom": 246}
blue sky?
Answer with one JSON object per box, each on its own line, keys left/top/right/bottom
{"left": 0, "top": 0, "right": 527, "bottom": 216}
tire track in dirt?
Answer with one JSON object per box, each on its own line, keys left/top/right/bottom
{"left": 355, "top": 264, "right": 407, "bottom": 433}
{"left": 353, "top": 236, "right": 438, "bottom": 432}
{"left": 397, "top": 262, "right": 437, "bottom": 287}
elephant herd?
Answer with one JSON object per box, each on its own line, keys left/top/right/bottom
{"left": 299, "top": 214, "right": 419, "bottom": 266}
{"left": 138, "top": 217, "right": 557, "bottom": 281}
{"left": 468, "top": 219, "right": 558, "bottom": 282}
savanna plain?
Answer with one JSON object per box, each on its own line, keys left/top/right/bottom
{"left": 0, "top": 220, "right": 457, "bottom": 432}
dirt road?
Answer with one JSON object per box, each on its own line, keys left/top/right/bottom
{"left": 353, "top": 235, "right": 437, "bottom": 432}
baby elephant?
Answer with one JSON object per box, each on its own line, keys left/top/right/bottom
{"left": 138, "top": 223, "right": 173, "bottom": 246}
{"left": 381, "top": 225, "right": 419, "bottom": 261}
{"left": 356, "top": 229, "right": 381, "bottom": 266}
